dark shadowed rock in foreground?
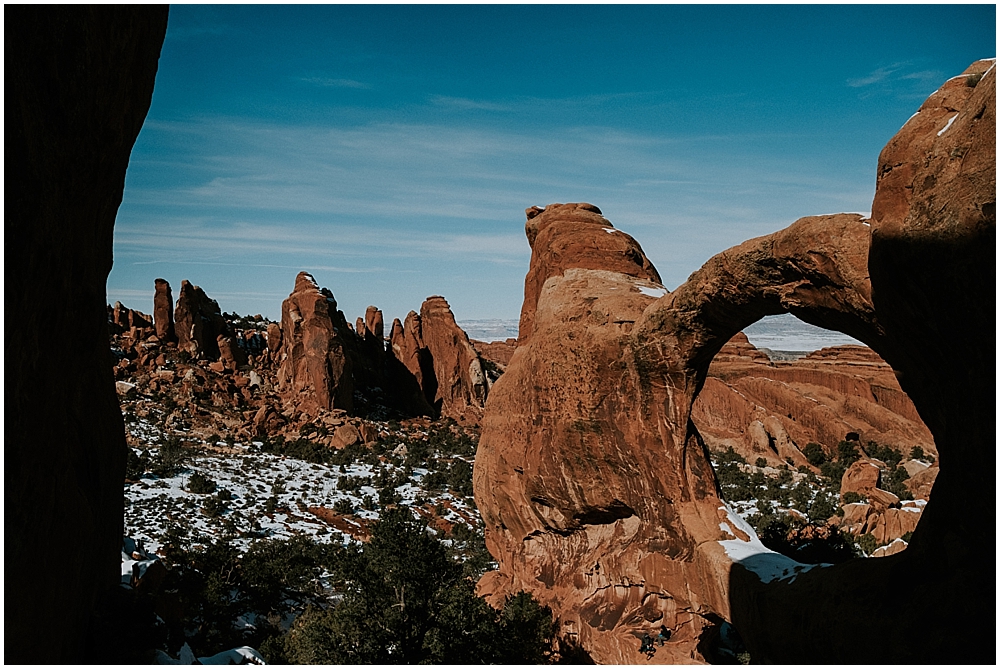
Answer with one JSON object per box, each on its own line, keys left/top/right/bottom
{"left": 5, "top": 6, "right": 168, "bottom": 664}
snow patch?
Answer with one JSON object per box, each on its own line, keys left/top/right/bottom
{"left": 937, "top": 113, "right": 959, "bottom": 136}
{"left": 718, "top": 503, "right": 827, "bottom": 584}
{"left": 602, "top": 227, "right": 618, "bottom": 234}
{"left": 637, "top": 286, "right": 668, "bottom": 299}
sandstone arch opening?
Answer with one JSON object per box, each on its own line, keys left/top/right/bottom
{"left": 692, "top": 312, "right": 938, "bottom": 567}
{"left": 8, "top": 4, "right": 993, "bottom": 663}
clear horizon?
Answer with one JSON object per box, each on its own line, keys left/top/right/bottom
{"left": 108, "top": 4, "right": 995, "bottom": 327}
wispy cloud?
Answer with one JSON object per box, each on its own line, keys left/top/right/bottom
{"left": 429, "top": 95, "right": 513, "bottom": 112}
{"left": 847, "top": 64, "right": 905, "bottom": 87}
{"left": 300, "top": 76, "right": 371, "bottom": 90}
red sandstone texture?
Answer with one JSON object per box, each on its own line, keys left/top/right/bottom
{"left": 692, "top": 333, "right": 935, "bottom": 467}
{"left": 474, "top": 58, "right": 994, "bottom": 666}
{"left": 153, "top": 278, "right": 176, "bottom": 343}
{"left": 174, "top": 280, "right": 229, "bottom": 360}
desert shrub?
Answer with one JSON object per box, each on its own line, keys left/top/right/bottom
{"left": 755, "top": 457, "right": 768, "bottom": 468}
{"left": 125, "top": 448, "right": 148, "bottom": 480}
{"left": 865, "top": 441, "right": 902, "bottom": 467}
{"left": 263, "top": 496, "right": 279, "bottom": 514}
{"left": 790, "top": 481, "right": 813, "bottom": 512}
{"left": 201, "top": 494, "right": 228, "bottom": 518}
{"left": 836, "top": 440, "right": 861, "bottom": 466}
{"left": 714, "top": 446, "right": 747, "bottom": 466}
{"left": 909, "top": 445, "right": 926, "bottom": 461}
{"left": 750, "top": 511, "right": 858, "bottom": 564}
{"left": 881, "top": 465, "right": 913, "bottom": 500}
{"left": 803, "top": 442, "right": 826, "bottom": 466}
{"left": 187, "top": 472, "right": 216, "bottom": 494}
{"left": 842, "top": 491, "right": 866, "bottom": 504}
{"left": 714, "top": 459, "right": 755, "bottom": 502}
{"left": 152, "top": 437, "right": 187, "bottom": 477}
{"left": 857, "top": 533, "right": 878, "bottom": 555}
{"left": 333, "top": 498, "right": 355, "bottom": 515}
{"left": 806, "top": 491, "right": 839, "bottom": 523}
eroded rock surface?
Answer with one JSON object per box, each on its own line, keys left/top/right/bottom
{"left": 174, "top": 280, "right": 229, "bottom": 360}
{"left": 475, "top": 61, "right": 993, "bottom": 665}
{"left": 153, "top": 278, "right": 176, "bottom": 342}
{"left": 276, "top": 272, "right": 356, "bottom": 417}
{"left": 419, "top": 296, "right": 490, "bottom": 423}
{"left": 693, "top": 335, "right": 935, "bottom": 467}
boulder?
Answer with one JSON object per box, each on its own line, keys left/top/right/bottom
{"left": 153, "top": 278, "right": 176, "bottom": 342}
{"left": 217, "top": 334, "right": 247, "bottom": 371}
{"left": 904, "top": 464, "right": 939, "bottom": 500}
{"left": 330, "top": 423, "right": 362, "bottom": 449}
{"left": 840, "top": 460, "right": 882, "bottom": 500}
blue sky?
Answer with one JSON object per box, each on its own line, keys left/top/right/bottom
{"left": 109, "top": 4, "right": 996, "bottom": 326}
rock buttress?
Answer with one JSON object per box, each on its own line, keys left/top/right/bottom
{"left": 5, "top": 6, "right": 168, "bottom": 663}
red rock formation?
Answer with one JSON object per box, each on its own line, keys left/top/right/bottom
{"left": 728, "top": 59, "right": 995, "bottom": 664}
{"left": 840, "top": 459, "right": 882, "bottom": 499}
{"left": 153, "top": 278, "right": 176, "bottom": 342}
{"left": 478, "top": 66, "right": 994, "bottom": 662}
{"left": 517, "top": 203, "right": 661, "bottom": 344}
{"left": 419, "top": 296, "right": 489, "bottom": 424}
{"left": 276, "top": 272, "right": 355, "bottom": 416}
{"left": 476, "top": 203, "right": 742, "bottom": 663}
{"left": 174, "top": 280, "right": 229, "bottom": 360}
{"left": 390, "top": 312, "right": 430, "bottom": 392}
{"left": 6, "top": 6, "right": 167, "bottom": 663}
{"left": 217, "top": 334, "right": 248, "bottom": 371}
{"left": 112, "top": 301, "right": 153, "bottom": 331}
{"left": 471, "top": 338, "right": 518, "bottom": 369}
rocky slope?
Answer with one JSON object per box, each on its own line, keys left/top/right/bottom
{"left": 475, "top": 59, "right": 994, "bottom": 664}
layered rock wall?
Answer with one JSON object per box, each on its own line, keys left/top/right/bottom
{"left": 693, "top": 335, "right": 935, "bottom": 466}
{"left": 5, "top": 6, "right": 168, "bottom": 663}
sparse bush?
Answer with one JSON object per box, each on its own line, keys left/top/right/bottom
{"left": 333, "top": 498, "right": 355, "bottom": 515}
{"left": 842, "top": 491, "right": 866, "bottom": 505}
{"left": 187, "top": 472, "right": 217, "bottom": 494}
{"left": 857, "top": 533, "right": 878, "bottom": 555}
{"left": 836, "top": 440, "right": 861, "bottom": 466}
{"left": 755, "top": 457, "right": 768, "bottom": 468}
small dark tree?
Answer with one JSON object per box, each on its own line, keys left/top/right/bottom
{"left": 802, "top": 442, "right": 826, "bottom": 466}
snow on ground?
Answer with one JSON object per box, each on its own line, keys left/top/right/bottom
{"left": 125, "top": 439, "right": 480, "bottom": 557}
{"left": 717, "top": 503, "right": 828, "bottom": 584}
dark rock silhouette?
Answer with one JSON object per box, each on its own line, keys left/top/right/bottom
{"left": 6, "top": 6, "right": 168, "bottom": 663}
